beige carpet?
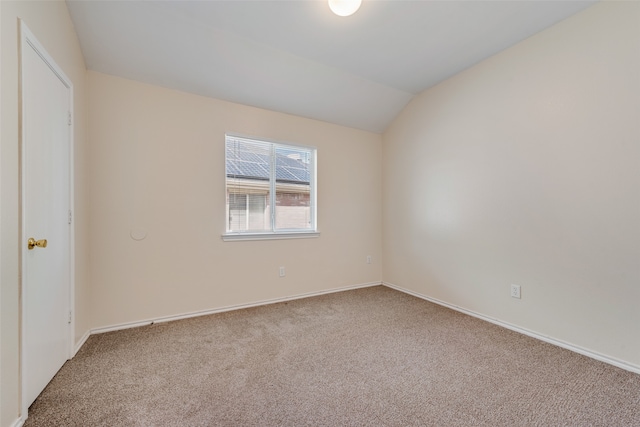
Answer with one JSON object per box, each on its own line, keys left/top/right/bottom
{"left": 25, "top": 286, "right": 640, "bottom": 426}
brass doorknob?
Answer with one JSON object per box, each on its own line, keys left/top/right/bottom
{"left": 27, "top": 238, "right": 47, "bottom": 250}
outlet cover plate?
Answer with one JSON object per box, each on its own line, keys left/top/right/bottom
{"left": 510, "top": 284, "right": 521, "bottom": 299}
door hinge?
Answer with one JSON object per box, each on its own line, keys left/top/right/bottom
{"left": 68, "top": 210, "right": 72, "bottom": 225}
{"left": 68, "top": 311, "right": 72, "bottom": 324}
{"left": 68, "top": 111, "right": 72, "bottom": 126}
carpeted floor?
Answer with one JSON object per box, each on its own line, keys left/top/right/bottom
{"left": 25, "top": 286, "right": 640, "bottom": 426}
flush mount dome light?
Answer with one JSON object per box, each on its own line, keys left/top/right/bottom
{"left": 328, "top": 0, "right": 362, "bottom": 17}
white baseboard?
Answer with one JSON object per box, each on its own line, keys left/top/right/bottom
{"left": 11, "top": 417, "right": 25, "bottom": 427}
{"left": 90, "top": 281, "right": 383, "bottom": 336}
{"left": 73, "top": 330, "right": 91, "bottom": 356}
{"left": 383, "top": 281, "right": 640, "bottom": 375}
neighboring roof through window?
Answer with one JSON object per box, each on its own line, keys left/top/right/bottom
{"left": 225, "top": 140, "right": 311, "bottom": 184}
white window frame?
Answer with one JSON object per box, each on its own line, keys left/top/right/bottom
{"left": 223, "top": 134, "right": 319, "bottom": 241}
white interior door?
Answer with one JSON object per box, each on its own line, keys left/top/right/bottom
{"left": 21, "top": 24, "right": 72, "bottom": 409}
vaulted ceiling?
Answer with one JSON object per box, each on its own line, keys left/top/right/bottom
{"left": 67, "top": 0, "right": 596, "bottom": 133}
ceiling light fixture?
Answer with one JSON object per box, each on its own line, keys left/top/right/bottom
{"left": 328, "top": 0, "right": 362, "bottom": 17}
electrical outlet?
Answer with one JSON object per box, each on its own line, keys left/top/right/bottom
{"left": 510, "top": 284, "right": 521, "bottom": 299}
{"left": 279, "top": 267, "right": 285, "bottom": 277}
{"left": 366, "top": 255, "right": 372, "bottom": 264}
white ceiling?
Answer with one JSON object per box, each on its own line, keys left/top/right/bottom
{"left": 66, "top": 0, "right": 596, "bottom": 133}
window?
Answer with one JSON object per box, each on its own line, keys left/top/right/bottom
{"left": 224, "top": 135, "right": 317, "bottom": 240}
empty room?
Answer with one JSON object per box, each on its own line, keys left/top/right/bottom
{"left": 1, "top": 0, "right": 639, "bottom": 426}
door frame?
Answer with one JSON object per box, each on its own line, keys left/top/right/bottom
{"left": 19, "top": 20, "right": 75, "bottom": 418}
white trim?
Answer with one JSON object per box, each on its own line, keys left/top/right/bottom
{"left": 11, "top": 417, "right": 25, "bottom": 427}
{"left": 91, "top": 281, "right": 382, "bottom": 335}
{"left": 383, "top": 282, "right": 640, "bottom": 375}
{"left": 222, "top": 231, "right": 320, "bottom": 241}
{"left": 269, "top": 143, "right": 276, "bottom": 228}
{"left": 310, "top": 148, "right": 317, "bottom": 230}
{"left": 226, "top": 132, "right": 317, "bottom": 152}
{"left": 19, "top": 20, "right": 75, "bottom": 418}
{"left": 74, "top": 330, "right": 90, "bottom": 356}
{"left": 68, "top": 84, "right": 76, "bottom": 361}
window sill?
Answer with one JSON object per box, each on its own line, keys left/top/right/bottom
{"left": 222, "top": 231, "right": 320, "bottom": 242}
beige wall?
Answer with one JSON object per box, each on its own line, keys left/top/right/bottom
{"left": 0, "top": 1, "right": 89, "bottom": 425}
{"left": 383, "top": 1, "right": 640, "bottom": 368}
{"left": 87, "top": 71, "right": 382, "bottom": 330}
